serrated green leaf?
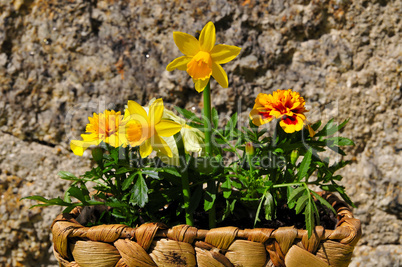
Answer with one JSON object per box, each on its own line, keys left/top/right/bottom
{"left": 142, "top": 170, "right": 160, "bottom": 179}
{"left": 130, "top": 173, "right": 148, "bottom": 208}
{"left": 295, "top": 194, "right": 309, "bottom": 214}
{"left": 287, "top": 187, "right": 306, "bottom": 204}
{"left": 122, "top": 172, "right": 137, "bottom": 191}
{"left": 298, "top": 148, "right": 312, "bottom": 181}
{"left": 304, "top": 199, "right": 315, "bottom": 238}
{"left": 116, "top": 167, "right": 132, "bottom": 175}
{"left": 67, "top": 186, "right": 88, "bottom": 203}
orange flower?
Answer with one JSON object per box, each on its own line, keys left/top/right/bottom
{"left": 70, "top": 110, "right": 127, "bottom": 156}
{"left": 249, "top": 89, "right": 308, "bottom": 133}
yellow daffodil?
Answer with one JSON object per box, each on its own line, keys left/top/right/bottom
{"left": 166, "top": 21, "right": 241, "bottom": 92}
{"left": 70, "top": 110, "right": 126, "bottom": 156}
{"left": 124, "top": 98, "right": 182, "bottom": 158}
{"left": 138, "top": 99, "right": 205, "bottom": 166}
{"left": 250, "top": 89, "right": 308, "bottom": 133}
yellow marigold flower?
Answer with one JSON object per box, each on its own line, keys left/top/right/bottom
{"left": 70, "top": 110, "right": 126, "bottom": 156}
{"left": 249, "top": 89, "right": 308, "bottom": 133}
{"left": 124, "top": 98, "right": 182, "bottom": 158}
{"left": 166, "top": 21, "right": 241, "bottom": 93}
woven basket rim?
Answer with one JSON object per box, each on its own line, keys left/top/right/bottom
{"left": 51, "top": 191, "right": 361, "bottom": 244}
{"left": 51, "top": 191, "right": 361, "bottom": 267}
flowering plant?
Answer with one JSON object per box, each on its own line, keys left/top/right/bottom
{"left": 25, "top": 22, "right": 354, "bottom": 238}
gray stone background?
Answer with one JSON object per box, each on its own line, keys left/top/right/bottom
{"left": 0, "top": 0, "right": 401, "bottom": 266}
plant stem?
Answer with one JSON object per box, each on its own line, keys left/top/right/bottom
{"left": 203, "top": 81, "right": 216, "bottom": 228}
{"left": 174, "top": 132, "right": 194, "bottom": 226}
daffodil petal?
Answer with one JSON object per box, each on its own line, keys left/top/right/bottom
{"left": 194, "top": 78, "right": 210, "bottom": 93}
{"left": 127, "top": 100, "right": 148, "bottom": 119}
{"left": 199, "top": 21, "right": 216, "bottom": 52}
{"left": 173, "top": 32, "right": 200, "bottom": 56}
{"left": 139, "top": 139, "right": 153, "bottom": 158}
{"left": 155, "top": 120, "right": 182, "bottom": 137}
{"left": 149, "top": 98, "right": 164, "bottom": 124}
{"left": 166, "top": 56, "right": 192, "bottom": 71}
{"left": 211, "top": 62, "right": 228, "bottom": 88}
{"left": 70, "top": 139, "right": 100, "bottom": 156}
{"left": 210, "top": 44, "right": 241, "bottom": 64}
{"left": 152, "top": 134, "right": 173, "bottom": 157}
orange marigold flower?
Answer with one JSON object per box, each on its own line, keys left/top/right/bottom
{"left": 70, "top": 110, "right": 127, "bottom": 156}
{"left": 249, "top": 89, "right": 308, "bottom": 133}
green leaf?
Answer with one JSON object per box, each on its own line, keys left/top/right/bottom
{"left": 67, "top": 186, "right": 88, "bottom": 204}
{"left": 142, "top": 170, "right": 160, "bottom": 179}
{"left": 174, "top": 106, "right": 203, "bottom": 123}
{"left": 295, "top": 194, "right": 309, "bottom": 214}
{"left": 304, "top": 199, "right": 315, "bottom": 238}
{"left": 224, "top": 112, "right": 238, "bottom": 137}
{"left": 122, "top": 172, "right": 137, "bottom": 191}
{"left": 327, "top": 136, "right": 355, "bottom": 147}
{"left": 264, "top": 191, "right": 274, "bottom": 221}
{"left": 298, "top": 148, "right": 312, "bottom": 181}
{"left": 58, "top": 171, "right": 79, "bottom": 181}
{"left": 116, "top": 167, "right": 132, "bottom": 175}
{"left": 221, "top": 177, "right": 232, "bottom": 198}
{"left": 287, "top": 186, "right": 306, "bottom": 204}
{"left": 204, "top": 191, "right": 216, "bottom": 211}
{"left": 130, "top": 173, "right": 148, "bottom": 208}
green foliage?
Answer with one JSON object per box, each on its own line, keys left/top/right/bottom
{"left": 23, "top": 110, "right": 354, "bottom": 238}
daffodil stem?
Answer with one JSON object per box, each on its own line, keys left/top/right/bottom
{"left": 174, "top": 132, "right": 194, "bottom": 226}
{"left": 203, "top": 81, "right": 216, "bottom": 229}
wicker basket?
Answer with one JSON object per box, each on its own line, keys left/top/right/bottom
{"left": 51, "top": 192, "right": 361, "bottom": 267}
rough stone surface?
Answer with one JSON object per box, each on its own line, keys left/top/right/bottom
{"left": 0, "top": 0, "right": 401, "bottom": 266}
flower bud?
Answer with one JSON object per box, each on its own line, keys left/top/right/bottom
{"left": 290, "top": 149, "right": 299, "bottom": 165}
{"left": 245, "top": 142, "right": 254, "bottom": 156}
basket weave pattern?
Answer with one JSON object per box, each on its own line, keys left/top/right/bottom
{"left": 51, "top": 192, "right": 361, "bottom": 267}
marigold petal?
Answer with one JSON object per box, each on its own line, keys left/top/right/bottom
{"left": 249, "top": 108, "right": 273, "bottom": 126}
{"left": 166, "top": 56, "right": 192, "bottom": 71}
{"left": 199, "top": 21, "right": 216, "bottom": 52}
{"left": 152, "top": 134, "right": 173, "bottom": 158}
{"left": 194, "top": 78, "right": 210, "bottom": 93}
{"left": 280, "top": 115, "right": 305, "bottom": 133}
{"left": 155, "top": 120, "right": 182, "bottom": 137}
{"left": 173, "top": 32, "right": 200, "bottom": 56}
{"left": 149, "top": 98, "right": 164, "bottom": 124}
{"left": 139, "top": 139, "right": 153, "bottom": 158}
{"left": 211, "top": 62, "right": 228, "bottom": 88}
{"left": 210, "top": 44, "right": 241, "bottom": 64}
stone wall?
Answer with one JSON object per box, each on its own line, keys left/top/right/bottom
{"left": 0, "top": 0, "right": 401, "bottom": 266}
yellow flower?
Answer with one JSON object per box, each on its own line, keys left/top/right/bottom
{"left": 249, "top": 89, "right": 308, "bottom": 133}
{"left": 166, "top": 21, "right": 241, "bottom": 93}
{"left": 124, "top": 98, "right": 182, "bottom": 158}
{"left": 70, "top": 110, "right": 126, "bottom": 156}
{"left": 137, "top": 98, "right": 205, "bottom": 166}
